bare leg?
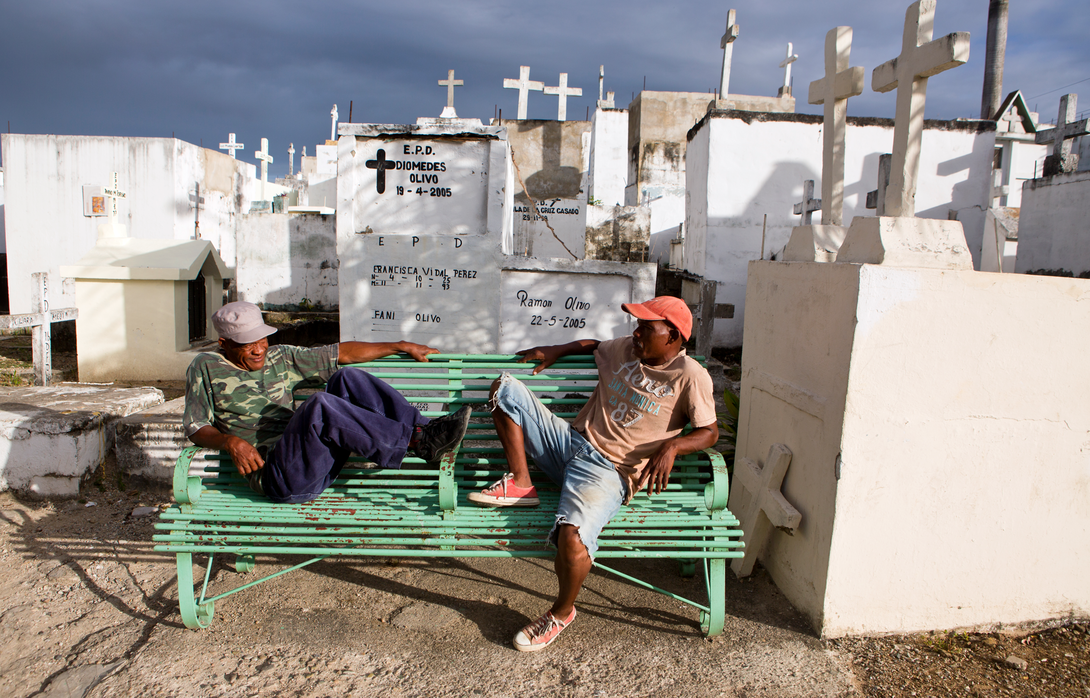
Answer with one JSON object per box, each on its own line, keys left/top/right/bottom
{"left": 551, "top": 524, "right": 591, "bottom": 617}
{"left": 489, "top": 379, "right": 533, "bottom": 488}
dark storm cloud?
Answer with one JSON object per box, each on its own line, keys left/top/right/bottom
{"left": 2, "top": 0, "right": 1086, "bottom": 179}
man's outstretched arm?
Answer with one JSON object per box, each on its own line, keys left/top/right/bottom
{"left": 337, "top": 341, "right": 439, "bottom": 365}
{"left": 636, "top": 423, "right": 719, "bottom": 496}
{"left": 517, "top": 339, "right": 601, "bottom": 375}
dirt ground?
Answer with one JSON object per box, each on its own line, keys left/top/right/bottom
{"left": 0, "top": 455, "right": 1086, "bottom": 698}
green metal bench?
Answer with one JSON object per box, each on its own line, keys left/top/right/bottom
{"left": 153, "top": 354, "right": 744, "bottom": 635}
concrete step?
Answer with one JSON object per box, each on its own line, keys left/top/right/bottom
{"left": 0, "top": 384, "right": 164, "bottom": 497}
{"left": 115, "top": 397, "right": 211, "bottom": 488}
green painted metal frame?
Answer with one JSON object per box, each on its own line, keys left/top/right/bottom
{"left": 155, "top": 353, "right": 743, "bottom": 636}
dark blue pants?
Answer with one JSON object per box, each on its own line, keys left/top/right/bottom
{"left": 262, "top": 368, "right": 428, "bottom": 503}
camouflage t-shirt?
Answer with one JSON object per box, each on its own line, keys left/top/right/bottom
{"left": 183, "top": 344, "right": 340, "bottom": 452}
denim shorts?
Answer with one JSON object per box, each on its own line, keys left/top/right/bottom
{"left": 490, "top": 372, "right": 626, "bottom": 558}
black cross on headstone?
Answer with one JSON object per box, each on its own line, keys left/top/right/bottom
{"left": 366, "top": 149, "right": 396, "bottom": 194}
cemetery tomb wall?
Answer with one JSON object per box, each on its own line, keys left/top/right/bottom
{"left": 997, "top": 138, "right": 1048, "bottom": 208}
{"left": 236, "top": 212, "right": 338, "bottom": 310}
{"left": 584, "top": 204, "right": 650, "bottom": 262}
{"left": 740, "top": 260, "right": 1090, "bottom": 637}
{"left": 0, "top": 169, "right": 6, "bottom": 254}
{"left": 1014, "top": 170, "right": 1090, "bottom": 276}
{"left": 686, "top": 112, "right": 996, "bottom": 347}
{"left": 588, "top": 108, "right": 629, "bottom": 207}
{"left": 0, "top": 135, "right": 250, "bottom": 314}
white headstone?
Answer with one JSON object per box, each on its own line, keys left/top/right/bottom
{"left": 438, "top": 69, "right": 464, "bottom": 119}
{"left": 872, "top": 0, "right": 970, "bottom": 217}
{"left": 330, "top": 104, "right": 339, "bottom": 142}
{"left": 543, "top": 73, "right": 582, "bottom": 122}
{"left": 103, "top": 172, "right": 127, "bottom": 231}
{"left": 288, "top": 143, "right": 295, "bottom": 177}
{"left": 503, "top": 66, "right": 544, "bottom": 120}
{"left": 255, "top": 138, "right": 274, "bottom": 201}
{"left": 719, "top": 9, "right": 740, "bottom": 98}
{"left": 808, "top": 26, "right": 865, "bottom": 226}
{"left": 1034, "top": 93, "right": 1090, "bottom": 175}
{"left": 219, "top": 132, "right": 244, "bottom": 159}
{"left": 778, "top": 42, "right": 798, "bottom": 97}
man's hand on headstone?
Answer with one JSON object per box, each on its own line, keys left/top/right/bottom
{"left": 638, "top": 444, "right": 678, "bottom": 496}
{"left": 400, "top": 342, "right": 440, "bottom": 363}
{"left": 225, "top": 436, "right": 265, "bottom": 476}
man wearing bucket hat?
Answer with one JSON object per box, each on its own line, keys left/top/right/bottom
{"left": 183, "top": 301, "right": 471, "bottom": 503}
{"left": 467, "top": 296, "right": 718, "bottom": 651}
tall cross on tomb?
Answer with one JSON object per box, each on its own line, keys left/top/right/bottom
{"left": 288, "top": 143, "right": 295, "bottom": 177}
{"left": 438, "top": 69, "right": 464, "bottom": 118}
{"left": 1035, "top": 93, "right": 1090, "bottom": 175}
{"left": 793, "top": 179, "right": 821, "bottom": 225}
{"left": 255, "top": 138, "right": 274, "bottom": 201}
{"left": 808, "top": 26, "right": 865, "bottom": 226}
{"left": 330, "top": 104, "right": 339, "bottom": 142}
{"left": 103, "top": 172, "right": 127, "bottom": 228}
{"left": 503, "top": 66, "right": 544, "bottom": 120}
{"left": 544, "top": 73, "right": 582, "bottom": 121}
{"left": 219, "top": 132, "right": 244, "bottom": 159}
{"left": 719, "top": 9, "right": 740, "bottom": 98}
{"left": 778, "top": 43, "right": 798, "bottom": 97}
{"left": 872, "top": 0, "right": 970, "bottom": 218}
{"left": 189, "top": 182, "right": 205, "bottom": 239}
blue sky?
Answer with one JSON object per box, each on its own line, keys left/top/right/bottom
{"left": 2, "top": 1, "right": 1086, "bottom": 179}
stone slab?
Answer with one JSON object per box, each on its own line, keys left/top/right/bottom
{"left": 835, "top": 216, "right": 972, "bottom": 269}
{"left": 0, "top": 385, "right": 164, "bottom": 497}
{"left": 783, "top": 225, "right": 848, "bottom": 263}
{"left": 115, "top": 397, "right": 196, "bottom": 486}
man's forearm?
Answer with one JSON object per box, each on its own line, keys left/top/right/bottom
{"left": 189, "top": 425, "right": 236, "bottom": 450}
{"left": 337, "top": 341, "right": 408, "bottom": 365}
{"left": 665, "top": 424, "right": 719, "bottom": 456}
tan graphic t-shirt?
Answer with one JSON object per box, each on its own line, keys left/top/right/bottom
{"left": 572, "top": 337, "right": 717, "bottom": 502}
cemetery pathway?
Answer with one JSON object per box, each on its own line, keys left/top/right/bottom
{"left": 0, "top": 455, "right": 1085, "bottom": 698}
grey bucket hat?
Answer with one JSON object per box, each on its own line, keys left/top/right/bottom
{"left": 212, "top": 302, "right": 277, "bottom": 344}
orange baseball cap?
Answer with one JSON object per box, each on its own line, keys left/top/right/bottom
{"left": 622, "top": 296, "right": 693, "bottom": 340}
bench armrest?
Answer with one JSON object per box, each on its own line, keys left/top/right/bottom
{"left": 173, "top": 445, "right": 206, "bottom": 504}
{"left": 702, "top": 447, "right": 730, "bottom": 512}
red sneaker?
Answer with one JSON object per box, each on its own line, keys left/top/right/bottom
{"left": 513, "top": 607, "right": 576, "bottom": 652}
{"left": 467, "top": 473, "right": 539, "bottom": 507}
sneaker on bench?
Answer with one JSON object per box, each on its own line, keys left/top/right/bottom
{"left": 513, "top": 607, "right": 576, "bottom": 652}
{"left": 467, "top": 473, "right": 540, "bottom": 507}
{"left": 412, "top": 406, "right": 472, "bottom": 462}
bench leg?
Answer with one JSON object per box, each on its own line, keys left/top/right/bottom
{"left": 700, "top": 558, "right": 726, "bottom": 637}
{"left": 177, "top": 552, "right": 215, "bottom": 630}
{"left": 678, "top": 559, "right": 697, "bottom": 578}
{"left": 235, "top": 554, "right": 255, "bottom": 574}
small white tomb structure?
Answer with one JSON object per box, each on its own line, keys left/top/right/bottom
{"left": 61, "top": 238, "right": 230, "bottom": 381}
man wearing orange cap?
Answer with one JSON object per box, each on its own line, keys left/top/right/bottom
{"left": 467, "top": 297, "right": 718, "bottom": 651}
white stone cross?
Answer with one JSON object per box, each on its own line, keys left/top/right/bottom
{"left": 778, "top": 42, "right": 798, "bottom": 97}
{"left": 503, "top": 66, "right": 544, "bottom": 120}
{"left": 730, "top": 443, "right": 802, "bottom": 578}
{"left": 544, "top": 73, "right": 582, "bottom": 121}
{"left": 872, "top": 0, "right": 970, "bottom": 218}
{"left": 219, "top": 132, "right": 244, "bottom": 159}
{"left": 438, "top": 69, "right": 464, "bottom": 117}
{"left": 793, "top": 179, "right": 822, "bottom": 225}
{"left": 255, "top": 138, "right": 274, "bottom": 201}
{"left": 189, "top": 182, "right": 205, "bottom": 239}
{"left": 103, "top": 172, "right": 127, "bottom": 228}
{"left": 288, "top": 143, "right": 295, "bottom": 177}
{"left": 0, "top": 273, "right": 77, "bottom": 386}
{"left": 808, "top": 26, "right": 865, "bottom": 226}
{"left": 1035, "top": 93, "right": 1090, "bottom": 175}
{"left": 330, "top": 104, "right": 339, "bottom": 142}
{"left": 719, "top": 9, "right": 740, "bottom": 98}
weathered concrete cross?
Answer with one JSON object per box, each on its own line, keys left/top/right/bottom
{"left": 255, "top": 138, "right": 274, "bottom": 201}
{"left": 544, "top": 73, "right": 582, "bottom": 121}
{"left": 219, "top": 132, "right": 244, "bottom": 159}
{"left": 189, "top": 182, "right": 205, "bottom": 239}
{"left": 1035, "top": 93, "right": 1090, "bottom": 175}
{"left": 778, "top": 42, "right": 798, "bottom": 97}
{"left": 330, "top": 104, "right": 338, "bottom": 142}
{"left": 103, "top": 172, "right": 127, "bottom": 229}
{"left": 865, "top": 153, "right": 894, "bottom": 216}
{"left": 438, "top": 69, "right": 464, "bottom": 118}
{"left": 596, "top": 65, "right": 615, "bottom": 109}
{"left": 503, "top": 66, "right": 544, "bottom": 120}
{"left": 793, "top": 179, "right": 822, "bottom": 225}
{"left": 808, "top": 26, "right": 865, "bottom": 226}
{"left": 0, "top": 273, "right": 78, "bottom": 386}
{"left": 288, "top": 143, "right": 295, "bottom": 177}
{"left": 730, "top": 443, "right": 802, "bottom": 578}
{"left": 872, "top": 0, "right": 970, "bottom": 217}
{"left": 719, "top": 9, "right": 740, "bottom": 98}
